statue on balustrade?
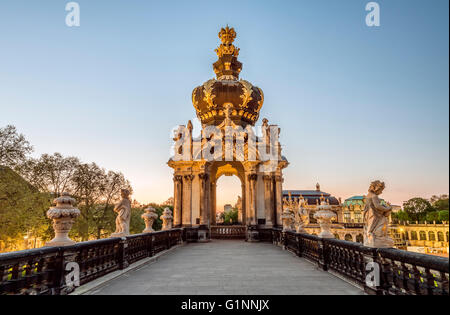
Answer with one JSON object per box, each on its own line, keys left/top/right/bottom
{"left": 363, "top": 181, "right": 394, "bottom": 248}
{"left": 111, "top": 189, "right": 132, "bottom": 237}
{"left": 295, "top": 196, "right": 309, "bottom": 233}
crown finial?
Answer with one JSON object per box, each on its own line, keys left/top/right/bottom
{"left": 218, "top": 25, "right": 236, "bottom": 44}
{"left": 215, "top": 25, "right": 240, "bottom": 58}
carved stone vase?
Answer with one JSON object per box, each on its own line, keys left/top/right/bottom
{"left": 142, "top": 206, "right": 158, "bottom": 233}
{"left": 160, "top": 208, "right": 173, "bottom": 231}
{"left": 46, "top": 193, "right": 80, "bottom": 246}
{"left": 314, "top": 200, "right": 336, "bottom": 239}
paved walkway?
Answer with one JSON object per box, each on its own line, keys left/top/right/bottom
{"left": 87, "top": 240, "right": 363, "bottom": 295}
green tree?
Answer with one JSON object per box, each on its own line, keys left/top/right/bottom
{"left": 426, "top": 211, "right": 440, "bottom": 223}
{"left": 433, "top": 197, "right": 449, "bottom": 212}
{"left": 439, "top": 210, "right": 449, "bottom": 222}
{"left": 223, "top": 208, "right": 238, "bottom": 225}
{"left": 392, "top": 210, "right": 410, "bottom": 223}
{"left": 0, "top": 125, "right": 33, "bottom": 168}
{"left": 17, "top": 153, "right": 80, "bottom": 196}
{"left": 403, "top": 198, "right": 434, "bottom": 222}
{"left": 0, "top": 166, "right": 51, "bottom": 252}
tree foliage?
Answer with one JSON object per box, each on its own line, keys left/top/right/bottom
{"left": 403, "top": 198, "right": 434, "bottom": 222}
{"left": 0, "top": 166, "right": 51, "bottom": 251}
{"left": 223, "top": 208, "right": 238, "bottom": 225}
{"left": 0, "top": 125, "right": 33, "bottom": 168}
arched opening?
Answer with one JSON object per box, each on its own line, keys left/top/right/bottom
{"left": 419, "top": 231, "right": 427, "bottom": 241}
{"left": 345, "top": 234, "right": 353, "bottom": 242}
{"left": 356, "top": 234, "right": 363, "bottom": 243}
{"left": 411, "top": 231, "right": 418, "bottom": 240}
{"left": 428, "top": 231, "right": 436, "bottom": 241}
{"left": 215, "top": 175, "right": 243, "bottom": 225}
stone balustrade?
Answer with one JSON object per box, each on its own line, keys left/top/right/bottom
{"left": 0, "top": 229, "right": 182, "bottom": 295}
{"left": 269, "top": 228, "right": 449, "bottom": 295}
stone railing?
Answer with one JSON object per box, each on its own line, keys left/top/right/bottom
{"left": 211, "top": 225, "right": 246, "bottom": 239}
{"left": 0, "top": 229, "right": 182, "bottom": 295}
{"left": 264, "top": 228, "right": 449, "bottom": 295}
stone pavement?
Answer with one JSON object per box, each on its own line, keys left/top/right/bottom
{"left": 86, "top": 240, "right": 363, "bottom": 295}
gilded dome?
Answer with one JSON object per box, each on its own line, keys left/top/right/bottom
{"left": 192, "top": 26, "right": 264, "bottom": 127}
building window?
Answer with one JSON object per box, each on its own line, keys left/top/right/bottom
{"left": 344, "top": 212, "right": 351, "bottom": 223}
{"left": 419, "top": 231, "right": 427, "bottom": 240}
{"left": 428, "top": 231, "right": 436, "bottom": 241}
{"left": 410, "top": 231, "right": 418, "bottom": 240}
{"left": 354, "top": 211, "right": 362, "bottom": 223}
{"left": 437, "top": 232, "right": 444, "bottom": 242}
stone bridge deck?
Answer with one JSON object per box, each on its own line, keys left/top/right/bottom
{"left": 82, "top": 240, "right": 363, "bottom": 295}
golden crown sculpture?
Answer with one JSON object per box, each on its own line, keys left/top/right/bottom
{"left": 218, "top": 25, "right": 236, "bottom": 44}
{"left": 215, "top": 25, "right": 239, "bottom": 58}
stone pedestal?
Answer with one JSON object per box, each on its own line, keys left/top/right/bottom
{"left": 45, "top": 193, "right": 80, "bottom": 247}
{"left": 247, "top": 226, "right": 259, "bottom": 242}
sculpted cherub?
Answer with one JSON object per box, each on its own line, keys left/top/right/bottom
{"left": 363, "top": 181, "right": 393, "bottom": 248}
{"left": 112, "top": 189, "right": 132, "bottom": 237}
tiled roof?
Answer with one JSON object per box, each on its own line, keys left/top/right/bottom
{"left": 282, "top": 190, "right": 339, "bottom": 206}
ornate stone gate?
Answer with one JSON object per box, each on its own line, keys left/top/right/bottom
{"left": 168, "top": 26, "right": 288, "bottom": 237}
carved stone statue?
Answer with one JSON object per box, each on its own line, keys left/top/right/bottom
{"left": 363, "top": 181, "right": 394, "bottom": 248}
{"left": 282, "top": 194, "right": 296, "bottom": 232}
{"left": 295, "top": 196, "right": 309, "bottom": 233}
{"left": 161, "top": 207, "right": 173, "bottom": 231}
{"left": 142, "top": 206, "right": 158, "bottom": 233}
{"left": 111, "top": 189, "right": 132, "bottom": 237}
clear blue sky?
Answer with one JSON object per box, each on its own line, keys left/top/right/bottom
{"left": 0, "top": 0, "right": 448, "bottom": 206}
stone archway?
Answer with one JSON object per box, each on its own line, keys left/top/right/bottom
{"left": 210, "top": 162, "right": 246, "bottom": 225}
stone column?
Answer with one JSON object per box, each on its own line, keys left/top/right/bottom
{"left": 263, "top": 175, "right": 274, "bottom": 227}
{"left": 182, "top": 175, "right": 194, "bottom": 226}
{"left": 248, "top": 174, "right": 258, "bottom": 226}
{"left": 173, "top": 175, "right": 183, "bottom": 227}
{"left": 211, "top": 181, "right": 217, "bottom": 225}
{"left": 199, "top": 173, "right": 209, "bottom": 226}
{"left": 238, "top": 183, "right": 245, "bottom": 224}
{"left": 275, "top": 175, "right": 283, "bottom": 227}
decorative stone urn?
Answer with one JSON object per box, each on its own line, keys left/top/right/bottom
{"left": 141, "top": 206, "right": 158, "bottom": 233}
{"left": 160, "top": 207, "right": 173, "bottom": 231}
{"left": 45, "top": 193, "right": 80, "bottom": 246}
{"left": 314, "top": 197, "right": 336, "bottom": 238}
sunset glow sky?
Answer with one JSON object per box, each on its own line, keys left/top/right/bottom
{"left": 0, "top": 0, "right": 448, "bottom": 208}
